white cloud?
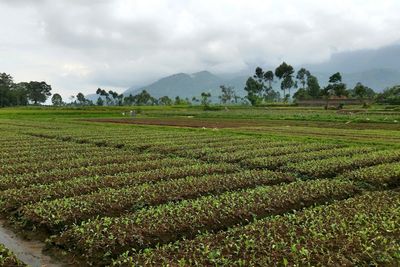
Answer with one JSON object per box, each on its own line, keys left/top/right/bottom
{"left": 0, "top": 0, "right": 400, "bottom": 98}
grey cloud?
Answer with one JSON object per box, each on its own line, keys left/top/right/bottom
{"left": 1, "top": 0, "right": 400, "bottom": 98}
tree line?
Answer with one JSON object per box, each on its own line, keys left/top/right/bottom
{"left": 0, "top": 73, "right": 52, "bottom": 107}
{"left": 244, "top": 62, "right": 378, "bottom": 105}
{"left": 1, "top": 70, "right": 399, "bottom": 107}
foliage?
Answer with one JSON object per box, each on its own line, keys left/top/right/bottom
{"left": 275, "top": 62, "right": 295, "bottom": 99}
{"left": 0, "top": 244, "right": 25, "bottom": 266}
{"left": 376, "top": 85, "right": 400, "bottom": 105}
{"left": 51, "top": 93, "right": 63, "bottom": 106}
{"left": 25, "top": 81, "right": 52, "bottom": 104}
{"left": 323, "top": 72, "right": 348, "bottom": 98}
{"left": 219, "top": 85, "right": 237, "bottom": 104}
{"left": 0, "top": 109, "right": 399, "bottom": 266}
{"left": 200, "top": 91, "right": 211, "bottom": 107}
{"left": 127, "top": 191, "right": 400, "bottom": 266}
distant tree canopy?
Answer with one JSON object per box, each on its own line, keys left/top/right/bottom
{"left": 0, "top": 73, "right": 53, "bottom": 107}
{"left": 376, "top": 85, "right": 400, "bottom": 105}
{"left": 275, "top": 62, "right": 295, "bottom": 100}
{"left": 349, "top": 82, "right": 376, "bottom": 100}
{"left": 1, "top": 70, "right": 398, "bottom": 108}
{"left": 293, "top": 74, "right": 321, "bottom": 100}
{"left": 219, "top": 85, "right": 237, "bottom": 104}
{"left": 75, "top": 92, "right": 93, "bottom": 106}
{"left": 51, "top": 93, "right": 63, "bottom": 106}
{"left": 323, "top": 72, "right": 348, "bottom": 98}
{"left": 158, "top": 96, "right": 173, "bottom": 106}
{"left": 200, "top": 91, "right": 211, "bottom": 107}
{"left": 244, "top": 67, "right": 279, "bottom": 106}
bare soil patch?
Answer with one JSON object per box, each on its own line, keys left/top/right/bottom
{"left": 84, "top": 117, "right": 400, "bottom": 130}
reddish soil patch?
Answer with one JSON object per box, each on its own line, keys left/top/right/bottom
{"left": 85, "top": 118, "right": 260, "bottom": 128}
{"left": 84, "top": 117, "right": 400, "bottom": 131}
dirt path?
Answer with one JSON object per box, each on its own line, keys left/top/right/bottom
{"left": 0, "top": 220, "right": 63, "bottom": 267}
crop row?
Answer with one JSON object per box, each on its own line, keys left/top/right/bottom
{"left": 338, "top": 162, "right": 400, "bottom": 188}
{"left": 0, "top": 146, "right": 136, "bottom": 165}
{"left": 173, "top": 140, "right": 302, "bottom": 159}
{"left": 20, "top": 169, "right": 294, "bottom": 231}
{"left": 25, "top": 131, "right": 246, "bottom": 151}
{"left": 285, "top": 149, "right": 400, "bottom": 178}
{"left": 124, "top": 190, "right": 400, "bottom": 266}
{"left": 52, "top": 179, "right": 358, "bottom": 265}
{"left": 0, "top": 153, "right": 165, "bottom": 176}
{"left": 202, "top": 142, "right": 343, "bottom": 163}
{"left": 121, "top": 135, "right": 247, "bottom": 152}
{"left": 0, "top": 157, "right": 197, "bottom": 190}
{"left": 130, "top": 137, "right": 251, "bottom": 155}
{"left": 0, "top": 142, "right": 85, "bottom": 155}
{"left": 0, "top": 163, "right": 238, "bottom": 212}
{"left": 242, "top": 146, "right": 377, "bottom": 170}
{"left": 0, "top": 244, "right": 25, "bottom": 266}
{"left": 0, "top": 147, "right": 107, "bottom": 164}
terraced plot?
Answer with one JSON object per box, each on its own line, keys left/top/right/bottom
{"left": 0, "top": 117, "right": 399, "bottom": 266}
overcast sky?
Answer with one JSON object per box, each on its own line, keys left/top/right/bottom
{"left": 1, "top": 0, "right": 400, "bottom": 98}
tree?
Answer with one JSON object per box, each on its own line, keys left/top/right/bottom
{"left": 254, "top": 67, "right": 264, "bottom": 83}
{"left": 106, "top": 90, "right": 124, "bottom": 106}
{"left": 159, "top": 96, "right": 172, "bottom": 106}
{"left": 9, "top": 83, "right": 28, "bottom": 106}
{"left": 200, "top": 92, "right": 211, "bottom": 107}
{"left": 51, "top": 93, "right": 63, "bottom": 106}
{"left": 324, "top": 72, "right": 348, "bottom": 98}
{"left": 306, "top": 75, "right": 321, "bottom": 99}
{"left": 244, "top": 77, "right": 263, "bottom": 106}
{"left": 0, "top": 73, "right": 14, "bottom": 107}
{"left": 293, "top": 88, "right": 309, "bottom": 100}
{"left": 263, "top": 71, "right": 274, "bottom": 90}
{"left": 376, "top": 85, "right": 400, "bottom": 105}
{"left": 329, "top": 72, "right": 342, "bottom": 84}
{"left": 296, "top": 68, "right": 310, "bottom": 90}
{"left": 351, "top": 82, "right": 375, "bottom": 99}
{"left": 96, "top": 88, "right": 111, "bottom": 105}
{"left": 96, "top": 97, "right": 104, "bottom": 106}
{"left": 275, "top": 62, "right": 295, "bottom": 100}
{"left": 191, "top": 97, "right": 200, "bottom": 104}
{"left": 76, "top": 92, "right": 86, "bottom": 105}
{"left": 219, "top": 85, "right": 236, "bottom": 104}
{"left": 133, "top": 90, "right": 155, "bottom": 105}
{"left": 26, "top": 81, "right": 52, "bottom": 104}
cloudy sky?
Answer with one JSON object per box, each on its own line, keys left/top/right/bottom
{"left": 1, "top": 0, "right": 400, "bottom": 98}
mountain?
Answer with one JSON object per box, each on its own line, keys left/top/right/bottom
{"left": 84, "top": 44, "right": 400, "bottom": 100}
{"left": 313, "top": 68, "right": 400, "bottom": 90}
{"left": 124, "top": 71, "right": 247, "bottom": 99}
{"left": 305, "top": 44, "right": 400, "bottom": 73}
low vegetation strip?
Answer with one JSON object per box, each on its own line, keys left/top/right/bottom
{"left": 52, "top": 179, "right": 358, "bottom": 265}
{"left": 202, "top": 143, "right": 343, "bottom": 163}
{"left": 174, "top": 140, "right": 301, "bottom": 159}
{"left": 338, "top": 162, "right": 400, "bottom": 188}
{"left": 20, "top": 170, "right": 294, "bottom": 231}
{"left": 124, "top": 190, "right": 400, "bottom": 267}
{"left": 0, "top": 157, "right": 196, "bottom": 190}
{"left": 285, "top": 149, "right": 400, "bottom": 178}
{"left": 242, "top": 146, "right": 377, "bottom": 169}
{"left": 0, "top": 244, "right": 26, "bottom": 266}
{"left": 0, "top": 163, "right": 238, "bottom": 212}
{"left": 0, "top": 153, "right": 165, "bottom": 176}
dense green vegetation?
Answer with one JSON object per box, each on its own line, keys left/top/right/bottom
{"left": 0, "top": 107, "right": 399, "bottom": 266}
{"left": 0, "top": 244, "right": 25, "bottom": 266}
{"left": 2, "top": 62, "right": 400, "bottom": 108}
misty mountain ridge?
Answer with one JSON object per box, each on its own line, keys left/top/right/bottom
{"left": 87, "top": 44, "right": 400, "bottom": 100}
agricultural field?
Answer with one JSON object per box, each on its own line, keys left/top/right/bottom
{"left": 0, "top": 106, "right": 399, "bottom": 266}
